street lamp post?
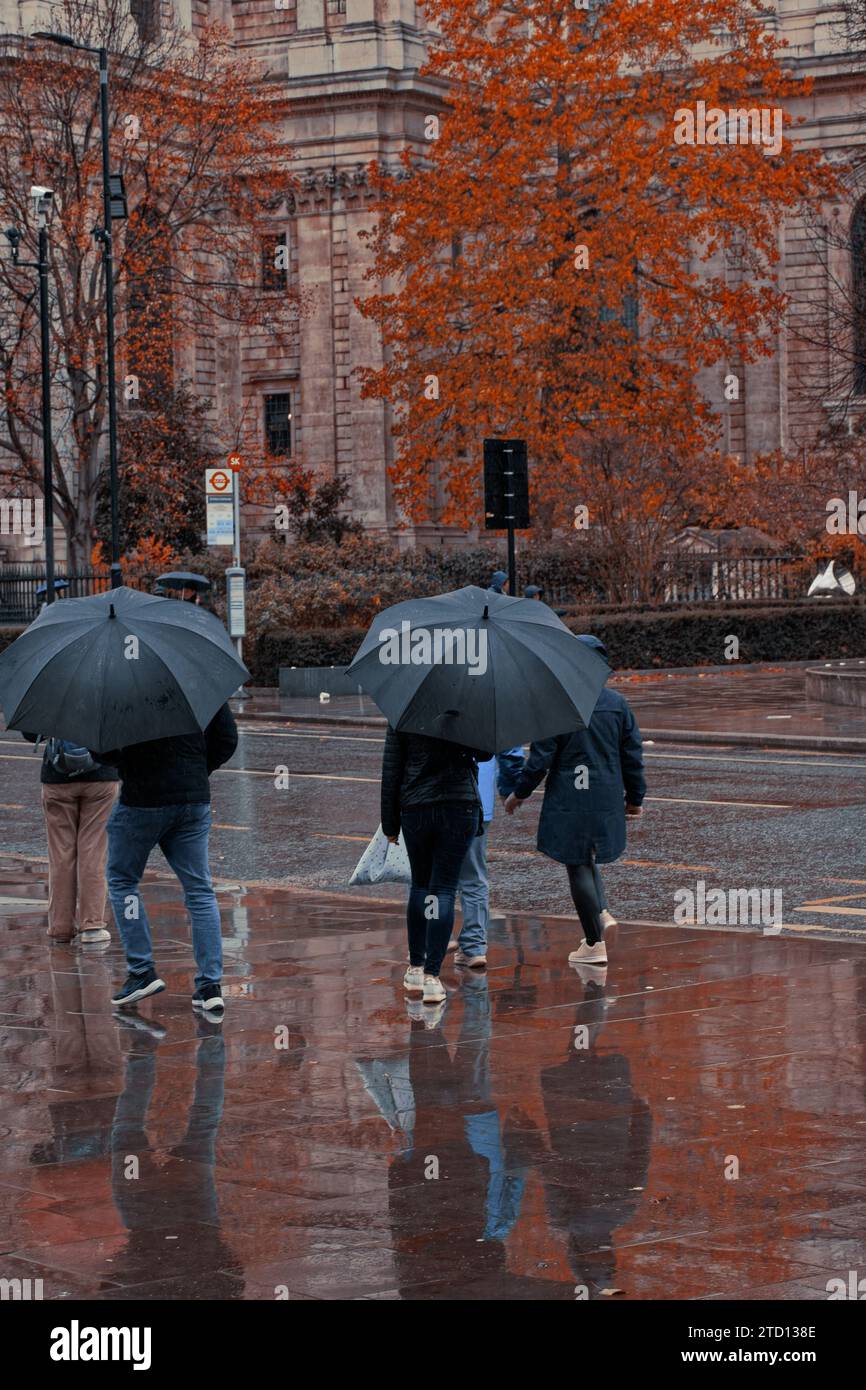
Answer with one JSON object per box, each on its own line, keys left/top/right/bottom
{"left": 4, "top": 187, "right": 58, "bottom": 604}
{"left": 36, "top": 192, "right": 56, "bottom": 605}
{"left": 32, "top": 31, "right": 128, "bottom": 590}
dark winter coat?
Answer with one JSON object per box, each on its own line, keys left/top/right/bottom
{"left": 380, "top": 728, "right": 493, "bottom": 839}
{"left": 511, "top": 687, "right": 645, "bottom": 865}
{"left": 95, "top": 703, "right": 238, "bottom": 808}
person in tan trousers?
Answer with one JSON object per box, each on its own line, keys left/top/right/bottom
{"left": 23, "top": 734, "right": 119, "bottom": 943}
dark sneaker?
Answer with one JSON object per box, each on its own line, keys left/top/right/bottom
{"left": 111, "top": 971, "right": 165, "bottom": 1007}
{"left": 192, "top": 983, "right": 224, "bottom": 1013}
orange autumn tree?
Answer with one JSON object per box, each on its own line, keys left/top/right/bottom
{"left": 358, "top": 0, "right": 836, "bottom": 559}
{"left": 0, "top": 0, "right": 298, "bottom": 566}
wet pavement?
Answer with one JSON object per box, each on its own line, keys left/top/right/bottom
{"left": 4, "top": 711, "right": 866, "bottom": 936}
{"left": 1, "top": 864, "right": 866, "bottom": 1301}
{"left": 240, "top": 663, "right": 866, "bottom": 749}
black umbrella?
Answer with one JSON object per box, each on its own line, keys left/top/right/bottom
{"left": 0, "top": 586, "right": 248, "bottom": 752}
{"left": 347, "top": 585, "right": 609, "bottom": 751}
{"left": 157, "top": 571, "right": 212, "bottom": 594}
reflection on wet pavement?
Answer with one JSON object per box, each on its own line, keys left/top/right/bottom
{"left": 1, "top": 869, "right": 865, "bottom": 1300}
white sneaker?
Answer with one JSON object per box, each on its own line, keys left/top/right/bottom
{"left": 423, "top": 974, "right": 446, "bottom": 1004}
{"left": 454, "top": 950, "right": 487, "bottom": 968}
{"left": 403, "top": 966, "right": 424, "bottom": 993}
{"left": 599, "top": 910, "right": 617, "bottom": 929}
{"left": 76, "top": 928, "right": 111, "bottom": 944}
{"left": 568, "top": 940, "right": 608, "bottom": 965}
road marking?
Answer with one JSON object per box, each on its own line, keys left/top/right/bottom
{"left": 622, "top": 859, "right": 713, "bottom": 871}
{"left": 799, "top": 892, "right": 866, "bottom": 906}
{"left": 219, "top": 768, "right": 790, "bottom": 806}
{"left": 219, "top": 768, "right": 379, "bottom": 784}
{"left": 537, "top": 914, "right": 860, "bottom": 940}
{"left": 313, "top": 833, "right": 372, "bottom": 842}
{"left": 309, "top": 834, "right": 714, "bottom": 873}
{"left": 646, "top": 795, "right": 788, "bottom": 809}
{"left": 794, "top": 905, "right": 866, "bottom": 917}
{"left": 238, "top": 727, "right": 383, "bottom": 744}
{"left": 0, "top": 750, "right": 793, "bottom": 809}
{"left": 645, "top": 751, "right": 866, "bottom": 771}
{"left": 212, "top": 823, "right": 251, "bottom": 831}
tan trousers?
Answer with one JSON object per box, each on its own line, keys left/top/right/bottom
{"left": 42, "top": 782, "right": 118, "bottom": 938}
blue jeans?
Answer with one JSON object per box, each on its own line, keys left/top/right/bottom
{"left": 400, "top": 802, "right": 478, "bottom": 975}
{"left": 457, "top": 823, "right": 489, "bottom": 957}
{"left": 107, "top": 802, "right": 222, "bottom": 988}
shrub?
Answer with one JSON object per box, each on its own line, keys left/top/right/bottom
{"left": 561, "top": 599, "right": 866, "bottom": 669}
{"left": 0, "top": 625, "right": 25, "bottom": 657}
{"left": 253, "top": 627, "right": 366, "bottom": 686}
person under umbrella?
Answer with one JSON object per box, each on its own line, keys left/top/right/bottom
{"left": 98, "top": 700, "right": 238, "bottom": 1012}
{"left": 0, "top": 587, "right": 247, "bottom": 1011}
{"left": 352, "top": 586, "right": 609, "bottom": 1000}
{"left": 156, "top": 571, "right": 212, "bottom": 606}
{"left": 381, "top": 727, "right": 492, "bottom": 1005}
{"left": 20, "top": 729, "right": 118, "bottom": 945}
{"left": 504, "top": 635, "right": 645, "bottom": 966}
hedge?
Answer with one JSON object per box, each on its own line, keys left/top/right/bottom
{"left": 249, "top": 600, "right": 866, "bottom": 683}
{"left": 0, "top": 626, "right": 24, "bottom": 656}
{"left": 8, "top": 602, "right": 862, "bottom": 688}
{"left": 559, "top": 599, "right": 866, "bottom": 669}
{"left": 253, "top": 628, "right": 366, "bottom": 686}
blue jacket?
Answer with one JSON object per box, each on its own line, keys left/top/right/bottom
{"left": 512, "top": 688, "right": 645, "bottom": 865}
{"left": 477, "top": 748, "right": 525, "bottom": 822}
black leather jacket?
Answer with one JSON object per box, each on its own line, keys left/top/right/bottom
{"left": 380, "top": 728, "right": 493, "bottom": 838}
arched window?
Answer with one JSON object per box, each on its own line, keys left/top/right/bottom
{"left": 851, "top": 198, "right": 866, "bottom": 395}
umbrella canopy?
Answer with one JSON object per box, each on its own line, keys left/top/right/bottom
{"left": 35, "top": 578, "right": 70, "bottom": 597}
{"left": 156, "top": 571, "right": 212, "bottom": 594}
{"left": 0, "top": 586, "right": 248, "bottom": 752}
{"left": 347, "top": 585, "right": 609, "bottom": 751}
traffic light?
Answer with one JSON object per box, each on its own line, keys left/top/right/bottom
{"left": 483, "top": 439, "right": 530, "bottom": 530}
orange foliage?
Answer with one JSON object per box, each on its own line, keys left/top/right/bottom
{"left": 358, "top": 0, "right": 836, "bottom": 534}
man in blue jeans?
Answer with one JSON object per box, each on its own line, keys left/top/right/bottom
{"left": 453, "top": 748, "right": 524, "bottom": 967}
{"left": 98, "top": 703, "right": 238, "bottom": 1013}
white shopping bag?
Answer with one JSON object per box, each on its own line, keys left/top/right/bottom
{"left": 349, "top": 825, "right": 412, "bottom": 886}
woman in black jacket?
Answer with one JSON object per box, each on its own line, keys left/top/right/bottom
{"left": 381, "top": 728, "right": 492, "bottom": 1005}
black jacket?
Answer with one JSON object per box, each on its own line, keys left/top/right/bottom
{"left": 380, "top": 728, "right": 493, "bottom": 838}
{"left": 96, "top": 704, "right": 238, "bottom": 808}
{"left": 21, "top": 733, "right": 119, "bottom": 786}
{"left": 512, "top": 687, "right": 645, "bottom": 865}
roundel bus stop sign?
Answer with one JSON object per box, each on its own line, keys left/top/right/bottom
{"left": 205, "top": 467, "right": 234, "bottom": 545}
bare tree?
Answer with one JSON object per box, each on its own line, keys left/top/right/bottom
{"left": 0, "top": 1, "right": 297, "bottom": 564}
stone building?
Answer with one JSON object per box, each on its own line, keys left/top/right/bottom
{"left": 1, "top": 0, "right": 865, "bottom": 568}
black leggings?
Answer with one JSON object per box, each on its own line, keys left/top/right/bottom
{"left": 566, "top": 862, "right": 604, "bottom": 946}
